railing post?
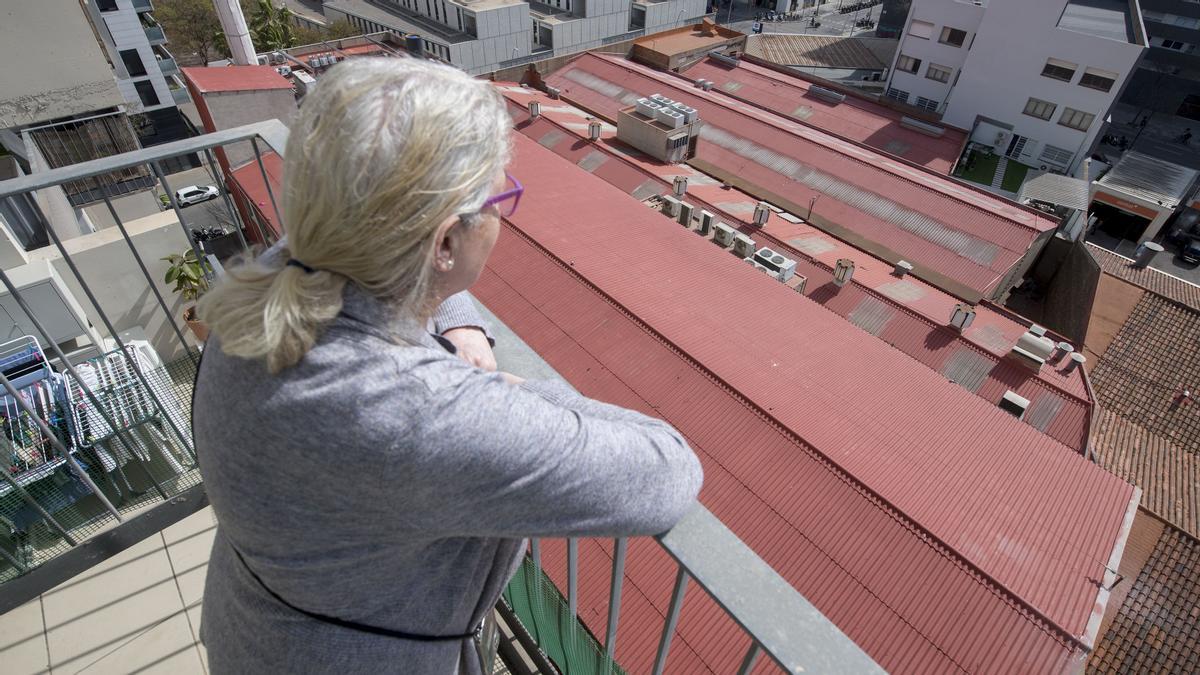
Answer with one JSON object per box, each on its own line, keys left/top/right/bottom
{"left": 100, "top": 194, "right": 197, "bottom": 366}
{"left": 603, "top": 537, "right": 628, "bottom": 675}
{"left": 530, "top": 538, "right": 541, "bottom": 577}
{"left": 149, "top": 161, "right": 207, "bottom": 265}
{"left": 200, "top": 147, "right": 250, "bottom": 252}
{"left": 651, "top": 566, "right": 690, "bottom": 675}
{"left": 736, "top": 642, "right": 761, "bottom": 675}
{"left": 0, "top": 370, "right": 122, "bottom": 522}
{"left": 567, "top": 537, "right": 579, "bottom": 619}
{"left": 250, "top": 138, "right": 283, "bottom": 240}
{"left": 0, "top": 268, "right": 171, "bottom": 502}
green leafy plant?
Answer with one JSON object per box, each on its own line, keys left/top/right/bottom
{"left": 162, "top": 249, "right": 212, "bottom": 302}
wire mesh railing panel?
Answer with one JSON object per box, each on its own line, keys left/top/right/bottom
{"left": 503, "top": 554, "right": 627, "bottom": 675}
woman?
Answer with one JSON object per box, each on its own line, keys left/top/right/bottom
{"left": 192, "top": 58, "right": 703, "bottom": 674}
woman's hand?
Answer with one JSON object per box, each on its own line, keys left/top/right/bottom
{"left": 442, "top": 326, "right": 497, "bottom": 371}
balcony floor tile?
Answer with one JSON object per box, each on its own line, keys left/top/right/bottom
{"left": 0, "top": 599, "right": 51, "bottom": 675}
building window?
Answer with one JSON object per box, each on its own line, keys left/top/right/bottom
{"left": 885, "top": 87, "right": 910, "bottom": 103}
{"left": 120, "top": 49, "right": 148, "bottom": 77}
{"left": 915, "top": 96, "right": 939, "bottom": 112}
{"left": 96, "top": 0, "right": 118, "bottom": 10}
{"left": 926, "top": 63, "right": 952, "bottom": 83}
{"left": 1023, "top": 97, "right": 1056, "bottom": 120}
{"left": 896, "top": 54, "right": 921, "bottom": 74}
{"left": 1059, "top": 107, "right": 1094, "bottom": 131}
{"left": 1079, "top": 68, "right": 1117, "bottom": 92}
{"left": 1040, "top": 58, "right": 1076, "bottom": 82}
{"left": 134, "top": 80, "right": 160, "bottom": 107}
{"left": 1039, "top": 144, "right": 1073, "bottom": 166}
{"left": 939, "top": 27, "right": 966, "bottom": 47}
{"left": 908, "top": 19, "right": 934, "bottom": 39}
{"left": 463, "top": 12, "right": 476, "bottom": 36}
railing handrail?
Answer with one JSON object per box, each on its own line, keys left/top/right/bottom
{"left": 657, "top": 505, "right": 884, "bottom": 674}
{"left": 0, "top": 120, "right": 289, "bottom": 200}
{"left": 481, "top": 302, "right": 882, "bottom": 674}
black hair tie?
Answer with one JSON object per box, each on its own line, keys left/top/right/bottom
{"left": 286, "top": 258, "right": 318, "bottom": 274}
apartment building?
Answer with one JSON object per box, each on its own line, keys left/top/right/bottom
{"left": 1124, "top": 0, "right": 1200, "bottom": 118}
{"left": 322, "top": 0, "right": 708, "bottom": 74}
{"left": 86, "top": 0, "right": 195, "bottom": 149}
{"left": 885, "top": 0, "right": 1145, "bottom": 173}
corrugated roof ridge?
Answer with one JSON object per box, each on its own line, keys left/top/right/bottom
{"left": 592, "top": 53, "right": 1054, "bottom": 236}
{"left": 499, "top": 212, "right": 1090, "bottom": 656}
{"left": 514, "top": 102, "right": 1093, "bottom": 415}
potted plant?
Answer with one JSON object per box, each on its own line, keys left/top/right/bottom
{"left": 162, "top": 249, "right": 212, "bottom": 342}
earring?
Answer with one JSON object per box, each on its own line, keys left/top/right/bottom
{"left": 443, "top": 259, "right": 455, "bottom": 271}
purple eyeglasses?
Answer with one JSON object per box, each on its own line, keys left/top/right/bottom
{"left": 480, "top": 172, "right": 523, "bottom": 218}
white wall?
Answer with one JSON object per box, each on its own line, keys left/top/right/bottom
{"left": 886, "top": 0, "right": 983, "bottom": 110}
{"left": 0, "top": 0, "right": 124, "bottom": 127}
{"left": 24, "top": 210, "right": 198, "bottom": 362}
{"left": 938, "top": 0, "right": 1143, "bottom": 171}
{"left": 96, "top": 0, "right": 175, "bottom": 113}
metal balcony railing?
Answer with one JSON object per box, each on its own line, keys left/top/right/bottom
{"left": 144, "top": 25, "right": 166, "bottom": 44}
{"left": 132, "top": 0, "right": 153, "bottom": 12}
{"left": 0, "top": 120, "right": 879, "bottom": 673}
{"left": 482, "top": 308, "right": 882, "bottom": 675}
{"left": 171, "top": 86, "right": 190, "bottom": 105}
{"left": 157, "top": 57, "right": 178, "bottom": 76}
{"left": 0, "top": 121, "right": 286, "bottom": 607}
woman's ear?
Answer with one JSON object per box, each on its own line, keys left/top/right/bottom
{"left": 432, "top": 214, "right": 459, "bottom": 273}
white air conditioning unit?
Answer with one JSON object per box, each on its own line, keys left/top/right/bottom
{"left": 698, "top": 210, "right": 716, "bottom": 236}
{"left": 275, "top": 65, "right": 292, "bottom": 77}
{"left": 752, "top": 246, "right": 797, "bottom": 282}
{"left": 732, "top": 233, "right": 756, "bottom": 258}
{"left": 678, "top": 202, "right": 694, "bottom": 226}
{"left": 661, "top": 195, "right": 681, "bottom": 218}
{"left": 257, "top": 55, "right": 268, "bottom": 66}
{"left": 753, "top": 202, "right": 770, "bottom": 226}
{"left": 713, "top": 222, "right": 736, "bottom": 246}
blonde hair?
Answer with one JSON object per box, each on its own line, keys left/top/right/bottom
{"left": 200, "top": 57, "right": 512, "bottom": 372}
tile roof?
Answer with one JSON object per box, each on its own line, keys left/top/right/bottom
{"left": 544, "top": 53, "right": 1056, "bottom": 301}
{"left": 500, "top": 85, "right": 1094, "bottom": 450}
{"left": 180, "top": 66, "right": 294, "bottom": 94}
{"left": 1087, "top": 524, "right": 1200, "bottom": 674}
{"left": 1088, "top": 243, "right": 1200, "bottom": 310}
{"left": 1091, "top": 409, "right": 1200, "bottom": 538}
{"left": 1090, "top": 291, "right": 1200, "bottom": 451}
{"left": 681, "top": 55, "right": 967, "bottom": 173}
{"left": 227, "top": 151, "right": 284, "bottom": 240}
{"left": 478, "top": 130, "right": 1137, "bottom": 672}
{"left": 744, "top": 34, "right": 886, "bottom": 70}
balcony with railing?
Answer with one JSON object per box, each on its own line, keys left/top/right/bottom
{"left": 143, "top": 21, "right": 166, "bottom": 45}
{"left": 132, "top": 0, "right": 153, "bottom": 12}
{"left": 157, "top": 55, "right": 179, "bottom": 77}
{"left": 0, "top": 121, "right": 877, "bottom": 673}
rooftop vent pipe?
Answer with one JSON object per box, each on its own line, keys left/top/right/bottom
{"left": 752, "top": 202, "right": 770, "bottom": 227}
{"left": 893, "top": 260, "right": 913, "bottom": 277}
{"left": 1066, "top": 352, "right": 1086, "bottom": 372}
{"left": 673, "top": 175, "right": 688, "bottom": 197}
{"left": 528, "top": 101, "right": 540, "bottom": 119}
{"left": 1132, "top": 241, "right": 1164, "bottom": 268}
{"left": 949, "top": 303, "right": 975, "bottom": 331}
{"left": 833, "top": 259, "right": 854, "bottom": 287}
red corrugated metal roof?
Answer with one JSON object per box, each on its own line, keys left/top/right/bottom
{"left": 543, "top": 54, "right": 1057, "bottom": 301}
{"left": 679, "top": 56, "right": 967, "bottom": 173}
{"left": 475, "top": 132, "right": 1136, "bottom": 673}
{"left": 228, "top": 152, "right": 284, "bottom": 239}
{"left": 181, "top": 65, "right": 294, "bottom": 93}
{"left": 498, "top": 85, "right": 1093, "bottom": 452}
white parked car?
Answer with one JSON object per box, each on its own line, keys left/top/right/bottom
{"left": 175, "top": 185, "right": 219, "bottom": 206}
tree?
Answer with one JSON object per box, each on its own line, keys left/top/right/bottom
{"left": 247, "top": 0, "right": 296, "bottom": 52}
{"left": 293, "top": 19, "right": 363, "bottom": 47}
{"left": 156, "top": 0, "right": 229, "bottom": 66}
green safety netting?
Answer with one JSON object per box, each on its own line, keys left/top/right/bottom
{"left": 503, "top": 555, "right": 627, "bottom": 675}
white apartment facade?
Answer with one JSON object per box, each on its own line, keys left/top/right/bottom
{"left": 323, "top": 0, "right": 708, "bottom": 74}
{"left": 86, "top": 0, "right": 189, "bottom": 113}
{"left": 885, "top": 0, "right": 1146, "bottom": 173}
